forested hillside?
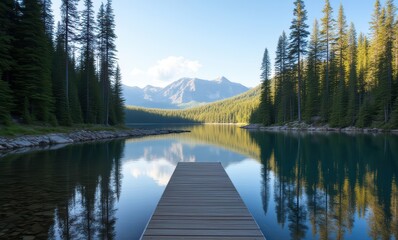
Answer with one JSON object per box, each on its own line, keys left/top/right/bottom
{"left": 125, "top": 86, "right": 261, "bottom": 124}
{"left": 0, "top": 0, "right": 124, "bottom": 126}
{"left": 257, "top": 0, "right": 398, "bottom": 128}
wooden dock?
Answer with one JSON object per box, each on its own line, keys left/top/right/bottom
{"left": 141, "top": 162, "right": 265, "bottom": 240}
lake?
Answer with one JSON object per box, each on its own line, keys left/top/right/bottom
{"left": 0, "top": 124, "right": 397, "bottom": 240}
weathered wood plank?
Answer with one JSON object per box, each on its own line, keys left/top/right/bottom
{"left": 141, "top": 162, "right": 265, "bottom": 240}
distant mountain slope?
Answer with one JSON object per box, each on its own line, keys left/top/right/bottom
{"left": 123, "top": 76, "right": 249, "bottom": 109}
{"left": 125, "top": 85, "right": 261, "bottom": 124}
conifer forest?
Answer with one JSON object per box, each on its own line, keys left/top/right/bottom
{"left": 0, "top": 0, "right": 124, "bottom": 126}
{"left": 258, "top": 0, "right": 398, "bottom": 128}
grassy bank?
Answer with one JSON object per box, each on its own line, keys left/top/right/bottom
{"left": 0, "top": 124, "right": 127, "bottom": 137}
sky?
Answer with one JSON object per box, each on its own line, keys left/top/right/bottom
{"left": 52, "top": 0, "right": 387, "bottom": 88}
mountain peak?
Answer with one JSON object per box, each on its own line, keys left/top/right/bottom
{"left": 123, "top": 76, "right": 249, "bottom": 109}
{"left": 214, "top": 76, "right": 229, "bottom": 83}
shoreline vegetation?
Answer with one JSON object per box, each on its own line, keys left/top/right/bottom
{"left": 0, "top": 126, "right": 189, "bottom": 152}
{"left": 242, "top": 122, "right": 398, "bottom": 134}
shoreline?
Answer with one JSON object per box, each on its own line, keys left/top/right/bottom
{"left": 0, "top": 128, "right": 189, "bottom": 152}
{"left": 241, "top": 123, "right": 398, "bottom": 134}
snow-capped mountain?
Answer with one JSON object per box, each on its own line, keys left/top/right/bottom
{"left": 123, "top": 76, "right": 249, "bottom": 109}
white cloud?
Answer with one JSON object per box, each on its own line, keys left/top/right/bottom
{"left": 124, "top": 56, "right": 202, "bottom": 87}
{"left": 124, "top": 158, "right": 176, "bottom": 186}
{"left": 148, "top": 56, "right": 202, "bottom": 81}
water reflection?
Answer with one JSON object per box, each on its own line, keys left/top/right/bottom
{"left": 251, "top": 132, "right": 398, "bottom": 240}
{"left": 0, "top": 140, "right": 124, "bottom": 240}
{"left": 0, "top": 125, "right": 397, "bottom": 240}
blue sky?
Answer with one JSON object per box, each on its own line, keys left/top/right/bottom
{"left": 53, "top": 0, "right": 386, "bottom": 88}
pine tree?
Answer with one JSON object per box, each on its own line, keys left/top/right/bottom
{"left": 330, "top": 4, "right": 348, "bottom": 127}
{"left": 40, "top": 0, "right": 54, "bottom": 41}
{"left": 112, "top": 65, "right": 125, "bottom": 125}
{"left": 79, "top": 0, "right": 97, "bottom": 123}
{"left": 320, "top": 0, "right": 335, "bottom": 122}
{"left": 52, "top": 22, "right": 72, "bottom": 125}
{"left": 12, "top": 0, "right": 54, "bottom": 122}
{"left": 288, "top": 0, "right": 309, "bottom": 122}
{"left": 0, "top": 0, "right": 14, "bottom": 125}
{"left": 274, "top": 32, "right": 291, "bottom": 123}
{"left": 0, "top": 0, "right": 14, "bottom": 79}
{"left": 68, "top": 55, "right": 83, "bottom": 124}
{"left": 357, "top": 33, "right": 369, "bottom": 108}
{"left": 304, "top": 19, "right": 321, "bottom": 122}
{"left": 346, "top": 23, "right": 358, "bottom": 126}
{"left": 61, "top": 0, "right": 79, "bottom": 107}
{"left": 259, "top": 48, "right": 273, "bottom": 125}
{"left": 380, "top": 0, "right": 395, "bottom": 124}
{"left": 98, "top": 0, "right": 117, "bottom": 125}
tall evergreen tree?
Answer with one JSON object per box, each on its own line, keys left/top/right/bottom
{"left": 288, "top": 0, "right": 309, "bottom": 122}
{"left": 0, "top": 0, "right": 15, "bottom": 124}
{"left": 356, "top": 33, "right": 372, "bottom": 128}
{"left": 274, "top": 32, "right": 292, "bottom": 123}
{"left": 40, "top": 0, "right": 54, "bottom": 41}
{"left": 259, "top": 48, "right": 273, "bottom": 125}
{"left": 12, "top": 0, "right": 54, "bottom": 122}
{"left": 0, "top": 0, "right": 14, "bottom": 80}
{"left": 357, "top": 33, "right": 369, "bottom": 108}
{"left": 346, "top": 23, "right": 358, "bottom": 126}
{"left": 52, "top": 23, "right": 71, "bottom": 125}
{"left": 320, "top": 0, "right": 335, "bottom": 121}
{"left": 111, "top": 65, "right": 125, "bottom": 125}
{"left": 378, "top": 0, "right": 395, "bottom": 124}
{"left": 98, "top": 0, "right": 117, "bottom": 125}
{"left": 79, "top": 0, "right": 97, "bottom": 123}
{"left": 304, "top": 19, "right": 321, "bottom": 122}
{"left": 330, "top": 4, "right": 348, "bottom": 127}
{"left": 61, "top": 0, "right": 79, "bottom": 107}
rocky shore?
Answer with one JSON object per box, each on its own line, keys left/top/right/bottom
{"left": 0, "top": 129, "right": 189, "bottom": 152}
{"left": 241, "top": 122, "right": 398, "bottom": 134}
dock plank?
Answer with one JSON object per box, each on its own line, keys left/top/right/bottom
{"left": 141, "top": 162, "right": 265, "bottom": 240}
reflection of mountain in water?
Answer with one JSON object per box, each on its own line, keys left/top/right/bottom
{"left": 126, "top": 124, "right": 261, "bottom": 160}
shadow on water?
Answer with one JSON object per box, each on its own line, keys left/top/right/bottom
{"left": 250, "top": 131, "right": 398, "bottom": 240}
{"left": 0, "top": 140, "right": 125, "bottom": 240}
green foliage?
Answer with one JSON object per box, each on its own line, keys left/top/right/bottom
{"left": 258, "top": 48, "right": 273, "bottom": 125}
{"left": 255, "top": 0, "right": 398, "bottom": 129}
{"left": 0, "top": 79, "right": 13, "bottom": 125}
{"left": 304, "top": 20, "right": 321, "bottom": 122}
{"left": 12, "top": 0, "right": 54, "bottom": 123}
{"left": 274, "top": 32, "right": 295, "bottom": 124}
{"left": 125, "top": 86, "right": 261, "bottom": 124}
{"left": 319, "top": 0, "right": 335, "bottom": 122}
{"left": 346, "top": 23, "right": 358, "bottom": 126}
{"left": 288, "top": 0, "right": 310, "bottom": 122}
{"left": 0, "top": 0, "right": 123, "bottom": 127}
{"left": 111, "top": 66, "right": 125, "bottom": 125}
{"left": 23, "top": 97, "right": 32, "bottom": 124}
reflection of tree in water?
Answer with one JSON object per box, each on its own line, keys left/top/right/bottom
{"left": 53, "top": 140, "right": 125, "bottom": 240}
{"left": 251, "top": 132, "right": 398, "bottom": 240}
{"left": 0, "top": 140, "right": 125, "bottom": 239}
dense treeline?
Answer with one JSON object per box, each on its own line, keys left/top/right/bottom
{"left": 125, "top": 86, "right": 261, "bottom": 124}
{"left": 0, "top": 0, "right": 124, "bottom": 126}
{"left": 258, "top": 0, "right": 398, "bottom": 128}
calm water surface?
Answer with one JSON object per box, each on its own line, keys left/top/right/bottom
{"left": 0, "top": 125, "right": 397, "bottom": 240}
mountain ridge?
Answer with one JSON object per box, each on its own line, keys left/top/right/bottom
{"left": 125, "top": 84, "right": 261, "bottom": 124}
{"left": 123, "top": 76, "right": 249, "bottom": 109}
